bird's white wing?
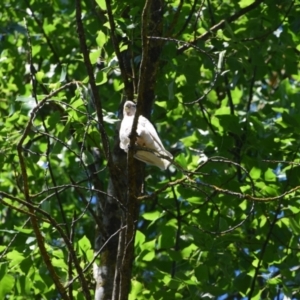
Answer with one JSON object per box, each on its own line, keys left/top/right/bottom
{"left": 135, "top": 116, "right": 173, "bottom": 169}
{"left": 119, "top": 115, "right": 134, "bottom": 151}
{"left": 137, "top": 116, "right": 166, "bottom": 151}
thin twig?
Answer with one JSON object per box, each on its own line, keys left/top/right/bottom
{"left": 177, "top": 0, "right": 264, "bottom": 52}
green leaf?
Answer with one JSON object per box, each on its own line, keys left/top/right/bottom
{"left": 36, "top": 71, "right": 45, "bottom": 83}
{"left": 6, "top": 250, "right": 25, "bottom": 267}
{"left": 250, "top": 167, "right": 261, "bottom": 180}
{"left": 95, "top": 0, "right": 106, "bottom": 10}
{"left": 96, "top": 31, "right": 107, "bottom": 48}
{"left": 135, "top": 230, "right": 146, "bottom": 247}
{"left": 129, "top": 280, "right": 143, "bottom": 299}
{"left": 142, "top": 210, "right": 162, "bottom": 221}
{"left": 78, "top": 235, "right": 92, "bottom": 253}
{"left": 264, "top": 168, "right": 276, "bottom": 182}
{"left": 141, "top": 250, "right": 155, "bottom": 262}
{"left": 96, "top": 71, "right": 108, "bottom": 85}
{"left": 0, "top": 274, "right": 15, "bottom": 299}
{"left": 90, "top": 49, "right": 101, "bottom": 65}
{"left": 158, "top": 225, "right": 175, "bottom": 248}
{"left": 289, "top": 217, "right": 300, "bottom": 235}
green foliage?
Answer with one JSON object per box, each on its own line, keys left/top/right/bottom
{"left": 1, "top": 0, "right": 300, "bottom": 299}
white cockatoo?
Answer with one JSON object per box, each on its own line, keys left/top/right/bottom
{"left": 119, "top": 101, "right": 173, "bottom": 170}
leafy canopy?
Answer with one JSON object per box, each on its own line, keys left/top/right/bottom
{"left": 0, "top": 0, "right": 300, "bottom": 299}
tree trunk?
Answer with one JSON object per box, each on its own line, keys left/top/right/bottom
{"left": 93, "top": 0, "right": 164, "bottom": 299}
